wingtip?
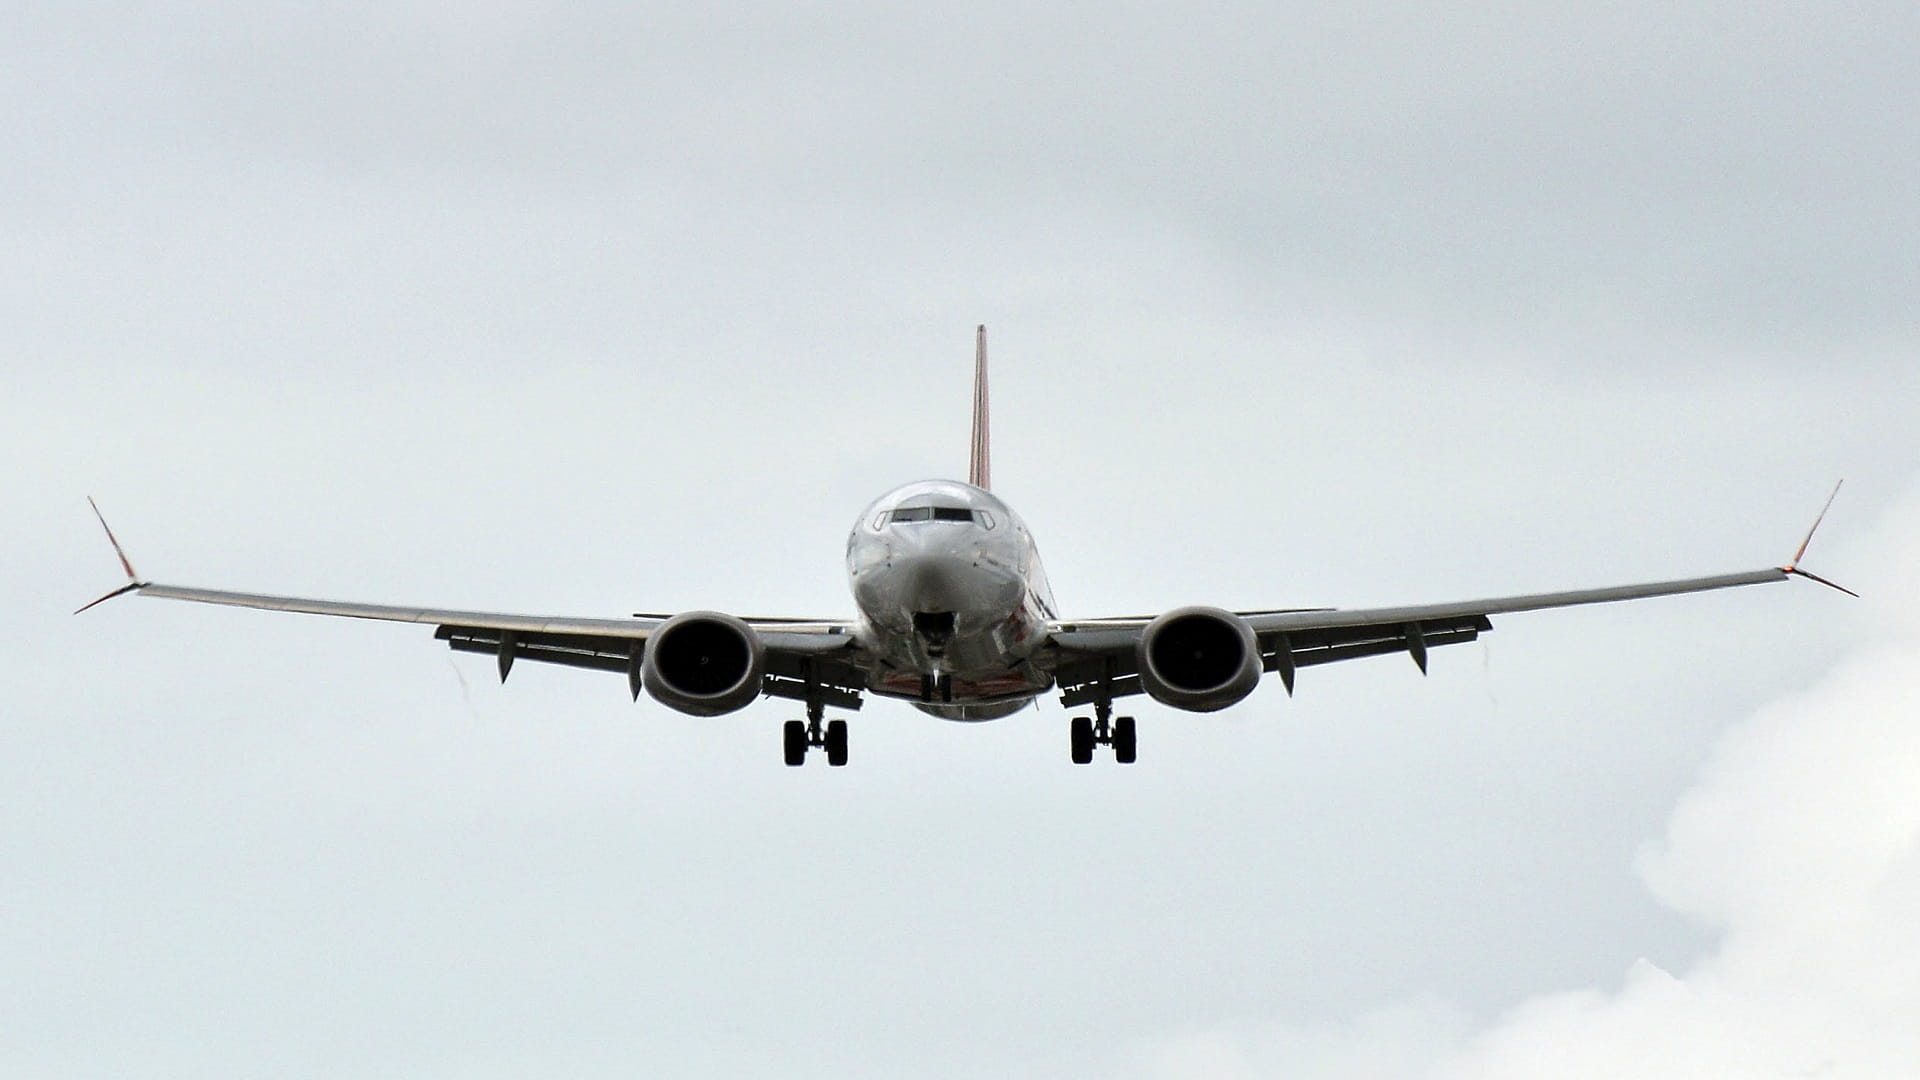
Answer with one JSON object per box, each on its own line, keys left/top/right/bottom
{"left": 1785, "top": 566, "right": 1861, "bottom": 599}
{"left": 87, "top": 496, "right": 140, "bottom": 581}
{"left": 1779, "top": 480, "right": 1856, "bottom": 597}
{"left": 77, "top": 498, "right": 149, "bottom": 614}
{"left": 1787, "top": 479, "right": 1844, "bottom": 569}
{"left": 73, "top": 580, "right": 145, "bottom": 615}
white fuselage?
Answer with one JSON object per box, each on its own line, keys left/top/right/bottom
{"left": 845, "top": 480, "right": 1056, "bottom": 719}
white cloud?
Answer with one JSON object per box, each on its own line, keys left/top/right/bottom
{"left": 1140, "top": 486, "right": 1920, "bottom": 1080}
{"left": 7, "top": 7, "right": 1918, "bottom": 1075}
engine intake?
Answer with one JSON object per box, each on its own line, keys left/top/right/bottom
{"left": 1136, "top": 606, "right": 1260, "bottom": 712}
{"left": 641, "top": 611, "right": 766, "bottom": 716}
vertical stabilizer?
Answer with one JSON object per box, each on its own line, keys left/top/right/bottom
{"left": 969, "top": 325, "right": 991, "bottom": 490}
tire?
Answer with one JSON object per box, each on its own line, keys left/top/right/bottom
{"left": 824, "top": 719, "right": 849, "bottom": 767}
{"left": 1113, "top": 717, "right": 1137, "bottom": 764}
{"left": 783, "top": 719, "right": 808, "bottom": 766}
{"left": 1070, "top": 717, "right": 1094, "bottom": 764}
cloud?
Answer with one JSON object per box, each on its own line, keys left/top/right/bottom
{"left": 1139, "top": 485, "right": 1920, "bottom": 1079}
{"left": 1445, "top": 629, "right": 1920, "bottom": 1078}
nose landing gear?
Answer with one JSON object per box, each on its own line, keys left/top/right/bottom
{"left": 913, "top": 610, "right": 956, "bottom": 648}
{"left": 1069, "top": 698, "right": 1136, "bottom": 765}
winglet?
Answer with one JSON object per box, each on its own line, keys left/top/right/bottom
{"left": 969, "top": 324, "right": 990, "bottom": 491}
{"left": 75, "top": 497, "right": 149, "bottom": 614}
{"left": 1781, "top": 480, "right": 1859, "bottom": 597}
{"left": 89, "top": 496, "right": 139, "bottom": 580}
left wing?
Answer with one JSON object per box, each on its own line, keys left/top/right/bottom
{"left": 133, "top": 582, "right": 672, "bottom": 637}
{"left": 126, "top": 582, "right": 858, "bottom": 688}
{"left": 129, "top": 582, "right": 853, "bottom": 648}
{"left": 76, "top": 502, "right": 862, "bottom": 702}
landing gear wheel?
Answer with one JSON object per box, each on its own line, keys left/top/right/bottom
{"left": 824, "top": 719, "right": 849, "bottom": 767}
{"left": 1070, "top": 716, "right": 1094, "bottom": 764}
{"left": 1113, "top": 717, "right": 1137, "bottom": 764}
{"left": 783, "top": 719, "right": 808, "bottom": 766}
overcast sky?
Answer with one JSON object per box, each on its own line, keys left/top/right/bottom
{"left": 6, "top": 3, "right": 1918, "bottom": 1077}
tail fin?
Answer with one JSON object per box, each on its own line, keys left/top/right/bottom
{"left": 969, "top": 324, "right": 990, "bottom": 490}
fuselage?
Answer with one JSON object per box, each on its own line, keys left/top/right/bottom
{"left": 846, "top": 479, "right": 1056, "bottom": 720}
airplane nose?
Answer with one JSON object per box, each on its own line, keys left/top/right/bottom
{"left": 854, "top": 526, "right": 1020, "bottom": 632}
{"left": 891, "top": 549, "right": 968, "bottom": 612}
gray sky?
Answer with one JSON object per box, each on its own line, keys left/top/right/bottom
{"left": 6, "top": 4, "right": 1918, "bottom": 1077}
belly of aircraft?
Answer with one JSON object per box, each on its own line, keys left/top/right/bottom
{"left": 864, "top": 666, "right": 1052, "bottom": 722}
{"left": 909, "top": 698, "right": 1034, "bottom": 722}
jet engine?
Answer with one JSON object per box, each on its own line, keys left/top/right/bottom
{"left": 1136, "top": 606, "right": 1261, "bottom": 712}
{"left": 641, "top": 611, "right": 766, "bottom": 717}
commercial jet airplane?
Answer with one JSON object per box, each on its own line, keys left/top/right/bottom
{"left": 80, "top": 328, "right": 1853, "bottom": 766}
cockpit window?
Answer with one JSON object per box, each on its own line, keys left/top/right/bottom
{"left": 887, "top": 505, "right": 980, "bottom": 525}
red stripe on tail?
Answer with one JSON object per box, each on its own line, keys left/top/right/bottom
{"left": 969, "top": 325, "right": 990, "bottom": 491}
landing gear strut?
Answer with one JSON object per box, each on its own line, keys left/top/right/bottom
{"left": 784, "top": 697, "right": 848, "bottom": 767}
{"left": 1070, "top": 697, "right": 1136, "bottom": 765}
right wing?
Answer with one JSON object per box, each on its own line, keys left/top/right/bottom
{"left": 1046, "top": 567, "right": 1798, "bottom": 705}
{"left": 1046, "top": 484, "right": 1853, "bottom": 706}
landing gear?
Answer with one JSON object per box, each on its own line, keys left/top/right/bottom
{"left": 824, "top": 719, "right": 848, "bottom": 767}
{"left": 783, "top": 719, "right": 808, "bottom": 766}
{"left": 1069, "top": 698, "right": 1136, "bottom": 765}
{"left": 784, "top": 699, "right": 849, "bottom": 767}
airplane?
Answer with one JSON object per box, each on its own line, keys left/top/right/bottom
{"left": 79, "top": 327, "right": 1854, "bottom": 766}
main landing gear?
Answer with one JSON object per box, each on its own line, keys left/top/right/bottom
{"left": 1070, "top": 698, "right": 1136, "bottom": 765}
{"left": 784, "top": 699, "right": 848, "bottom": 767}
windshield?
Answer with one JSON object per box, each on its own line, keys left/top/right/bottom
{"left": 888, "top": 506, "right": 981, "bottom": 524}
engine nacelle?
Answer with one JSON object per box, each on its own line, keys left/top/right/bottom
{"left": 641, "top": 611, "right": 766, "bottom": 717}
{"left": 1136, "top": 605, "right": 1261, "bottom": 712}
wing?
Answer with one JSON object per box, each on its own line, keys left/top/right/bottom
{"left": 74, "top": 500, "right": 869, "bottom": 707}
{"left": 1045, "top": 565, "right": 1821, "bottom": 706}
{"left": 130, "top": 582, "right": 853, "bottom": 644}
{"left": 1045, "top": 481, "right": 1857, "bottom": 706}
{"left": 110, "top": 581, "right": 863, "bottom": 704}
